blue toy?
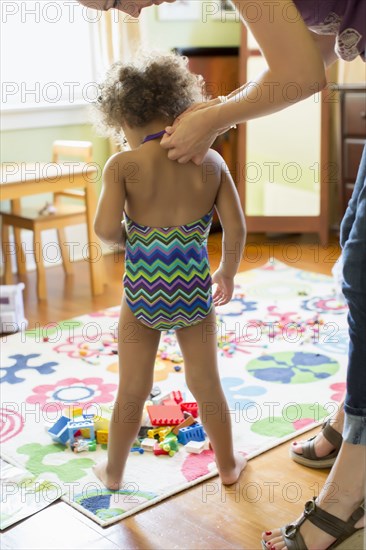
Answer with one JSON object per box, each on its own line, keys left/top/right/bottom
{"left": 67, "top": 416, "right": 95, "bottom": 445}
{"left": 48, "top": 415, "right": 71, "bottom": 444}
{"left": 130, "top": 447, "right": 144, "bottom": 454}
{"left": 177, "top": 423, "right": 205, "bottom": 445}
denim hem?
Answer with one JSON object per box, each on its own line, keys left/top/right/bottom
{"left": 343, "top": 413, "right": 366, "bottom": 445}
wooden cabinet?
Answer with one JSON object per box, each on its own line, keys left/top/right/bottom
{"left": 338, "top": 85, "right": 366, "bottom": 217}
{"left": 175, "top": 47, "right": 239, "bottom": 230}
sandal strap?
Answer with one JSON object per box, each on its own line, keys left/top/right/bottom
{"left": 301, "top": 420, "right": 343, "bottom": 461}
{"left": 283, "top": 499, "right": 365, "bottom": 543}
{"left": 301, "top": 437, "right": 318, "bottom": 460}
{"left": 280, "top": 525, "right": 308, "bottom": 549}
{"left": 322, "top": 420, "right": 343, "bottom": 450}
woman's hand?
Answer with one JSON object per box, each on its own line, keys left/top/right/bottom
{"left": 160, "top": 106, "right": 219, "bottom": 165}
{"left": 211, "top": 269, "right": 234, "bottom": 307}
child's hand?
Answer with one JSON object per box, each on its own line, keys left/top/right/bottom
{"left": 211, "top": 269, "right": 234, "bottom": 306}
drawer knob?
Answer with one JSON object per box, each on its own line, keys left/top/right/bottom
{"left": 361, "top": 111, "right": 366, "bottom": 120}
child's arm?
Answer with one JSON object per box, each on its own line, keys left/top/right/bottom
{"left": 212, "top": 160, "right": 246, "bottom": 306}
{"left": 94, "top": 153, "right": 126, "bottom": 246}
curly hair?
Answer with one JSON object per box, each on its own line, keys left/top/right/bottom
{"left": 93, "top": 51, "right": 206, "bottom": 140}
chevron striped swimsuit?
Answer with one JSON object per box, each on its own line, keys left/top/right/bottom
{"left": 123, "top": 208, "right": 214, "bottom": 331}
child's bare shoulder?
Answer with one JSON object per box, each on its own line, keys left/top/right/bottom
{"left": 103, "top": 149, "right": 137, "bottom": 182}
{"left": 201, "top": 148, "right": 226, "bottom": 173}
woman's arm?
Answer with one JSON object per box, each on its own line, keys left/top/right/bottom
{"left": 161, "top": 0, "right": 336, "bottom": 164}
{"left": 94, "top": 153, "right": 126, "bottom": 245}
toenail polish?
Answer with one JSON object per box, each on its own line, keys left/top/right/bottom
{"left": 265, "top": 531, "right": 272, "bottom": 535}
{"left": 293, "top": 442, "right": 297, "bottom": 445}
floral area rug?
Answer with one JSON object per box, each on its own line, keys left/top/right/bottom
{"left": 0, "top": 260, "right": 348, "bottom": 527}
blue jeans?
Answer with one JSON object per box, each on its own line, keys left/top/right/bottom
{"left": 340, "top": 144, "right": 366, "bottom": 445}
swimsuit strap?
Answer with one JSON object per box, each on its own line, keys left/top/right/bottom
{"left": 142, "top": 130, "right": 166, "bottom": 144}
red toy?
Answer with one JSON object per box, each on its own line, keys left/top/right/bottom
{"left": 147, "top": 405, "right": 185, "bottom": 426}
{"left": 180, "top": 402, "right": 199, "bottom": 418}
{"left": 153, "top": 441, "right": 170, "bottom": 456}
{"left": 162, "top": 399, "right": 177, "bottom": 407}
{"left": 171, "top": 390, "right": 184, "bottom": 404}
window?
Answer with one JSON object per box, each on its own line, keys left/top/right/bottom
{"left": 1, "top": 0, "right": 100, "bottom": 129}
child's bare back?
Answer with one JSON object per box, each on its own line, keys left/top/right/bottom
{"left": 114, "top": 142, "right": 223, "bottom": 229}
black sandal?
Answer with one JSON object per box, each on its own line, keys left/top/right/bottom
{"left": 261, "top": 497, "right": 365, "bottom": 549}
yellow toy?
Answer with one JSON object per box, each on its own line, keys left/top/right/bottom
{"left": 96, "top": 430, "right": 109, "bottom": 445}
{"left": 147, "top": 426, "right": 173, "bottom": 441}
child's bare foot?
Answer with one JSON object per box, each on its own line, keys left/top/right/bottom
{"left": 93, "top": 460, "right": 122, "bottom": 491}
{"left": 219, "top": 451, "right": 247, "bottom": 485}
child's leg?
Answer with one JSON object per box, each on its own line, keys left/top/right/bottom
{"left": 94, "top": 295, "right": 161, "bottom": 489}
{"left": 175, "top": 308, "right": 247, "bottom": 485}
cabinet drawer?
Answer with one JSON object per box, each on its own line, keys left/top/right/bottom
{"left": 344, "top": 93, "right": 366, "bottom": 137}
{"left": 344, "top": 139, "right": 366, "bottom": 181}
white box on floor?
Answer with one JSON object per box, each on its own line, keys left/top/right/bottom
{"left": 184, "top": 440, "right": 206, "bottom": 454}
{"left": 0, "top": 284, "right": 28, "bottom": 333}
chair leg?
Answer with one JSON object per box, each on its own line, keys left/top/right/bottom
{"left": 57, "top": 228, "right": 73, "bottom": 276}
{"left": 14, "top": 228, "right": 27, "bottom": 275}
{"left": 33, "top": 227, "right": 47, "bottom": 301}
{"left": 1, "top": 223, "right": 14, "bottom": 284}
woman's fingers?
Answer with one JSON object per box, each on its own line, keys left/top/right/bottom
{"left": 192, "top": 151, "right": 207, "bottom": 165}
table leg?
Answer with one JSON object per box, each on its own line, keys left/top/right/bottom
{"left": 1, "top": 223, "right": 13, "bottom": 284}
{"left": 85, "top": 180, "right": 106, "bottom": 295}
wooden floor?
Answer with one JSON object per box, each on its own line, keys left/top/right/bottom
{"left": 1, "top": 231, "right": 341, "bottom": 550}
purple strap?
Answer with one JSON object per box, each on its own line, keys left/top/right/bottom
{"left": 142, "top": 130, "right": 166, "bottom": 144}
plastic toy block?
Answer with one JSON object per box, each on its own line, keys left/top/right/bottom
{"left": 153, "top": 442, "right": 170, "bottom": 456}
{"left": 147, "top": 405, "right": 184, "bottom": 426}
{"left": 82, "top": 413, "right": 95, "bottom": 420}
{"left": 94, "top": 416, "right": 110, "bottom": 431}
{"left": 177, "top": 423, "right": 205, "bottom": 445}
{"left": 184, "top": 440, "right": 206, "bottom": 454}
{"left": 151, "top": 390, "right": 173, "bottom": 406}
{"left": 141, "top": 438, "right": 156, "bottom": 451}
{"left": 130, "top": 447, "right": 144, "bottom": 454}
{"left": 159, "top": 433, "right": 179, "bottom": 456}
{"left": 180, "top": 402, "right": 198, "bottom": 418}
{"left": 150, "top": 386, "right": 161, "bottom": 399}
{"left": 64, "top": 406, "right": 83, "bottom": 418}
{"left": 147, "top": 426, "right": 173, "bottom": 441}
{"left": 68, "top": 418, "right": 95, "bottom": 445}
{"left": 48, "top": 415, "right": 71, "bottom": 445}
{"left": 171, "top": 391, "right": 184, "bottom": 404}
{"left": 96, "top": 430, "right": 109, "bottom": 445}
{"left": 172, "top": 414, "right": 195, "bottom": 435}
{"left": 162, "top": 399, "right": 177, "bottom": 407}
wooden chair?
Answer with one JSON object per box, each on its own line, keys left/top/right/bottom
{"left": 1, "top": 140, "right": 93, "bottom": 300}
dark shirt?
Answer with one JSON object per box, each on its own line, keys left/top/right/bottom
{"left": 294, "top": 0, "right": 365, "bottom": 60}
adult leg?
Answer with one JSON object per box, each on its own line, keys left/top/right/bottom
{"left": 94, "top": 295, "right": 161, "bottom": 489}
{"left": 175, "top": 308, "right": 247, "bottom": 485}
{"left": 341, "top": 145, "right": 366, "bottom": 441}
{"left": 262, "top": 146, "right": 366, "bottom": 549}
